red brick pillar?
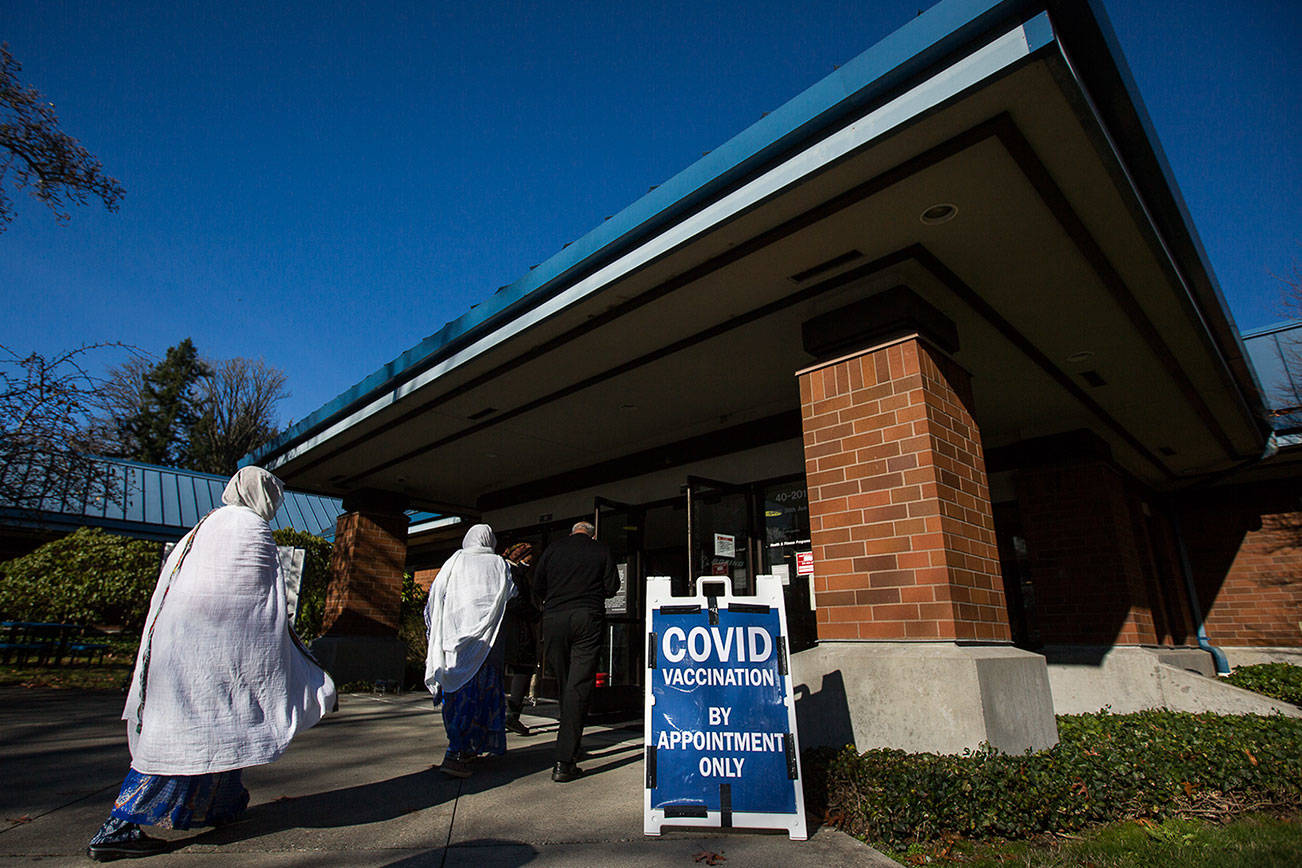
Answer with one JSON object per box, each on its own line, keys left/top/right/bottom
{"left": 322, "top": 490, "right": 409, "bottom": 637}
{"left": 798, "top": 335, "right": 1009, "bottom": 642}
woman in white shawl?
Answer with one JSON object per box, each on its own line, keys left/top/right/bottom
{"left": 425, "top": 523, "right": 516, "bottom": 778}
{"left": 87, "top": 466, "right": 336, "bottom": 862}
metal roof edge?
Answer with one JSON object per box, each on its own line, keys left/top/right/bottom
{"left": 1, "top": 456, "right": 345, "bottom": 540}
{"left": 251, "top": 0, "right": 1266, "bottom": 463}
{"left": 1241, "top": 319, "right": 1302, "bottom": 341}
{"left": 246, "top": 0, "right": 1053, "bottom": 468}
{"left": 1043, "top": 0, "right": 1271, "bottom": 437}
{"left": 99, "top": 455, "right": 229, "bottom": 482}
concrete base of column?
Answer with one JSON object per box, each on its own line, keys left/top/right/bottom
{"left": 1221, "top": 646, "right": 1302, "bottom": 669}
{"left": 1043, "top": 645, "right": 1301, "bottom": 717}
{"left": 791, "top": 642, "right": 1058, "bottom": 754}
{"left": 310, "top": 635, "right": 407, "bottom": 689}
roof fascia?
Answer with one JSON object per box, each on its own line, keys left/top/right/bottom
{"left": 247, "top": 0, "right": 1052, "bottom": 467}
{"left": 1042, "top": 0, "right": 1271, "bottom": 431}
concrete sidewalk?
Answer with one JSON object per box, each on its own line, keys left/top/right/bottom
{"left": 0, "top": 687, "right": 894, "bottom": 866}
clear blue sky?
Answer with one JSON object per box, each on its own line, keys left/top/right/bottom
{"left": 3, "top": 0, "right": 1299, "bottom": 427}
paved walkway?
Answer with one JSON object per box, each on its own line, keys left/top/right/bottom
{"left": 0, "top": 687, "right": 894, "bottom": 866}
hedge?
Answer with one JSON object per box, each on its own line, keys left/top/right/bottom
{"left": 0, "top": 526, "right": 335, "bottom": 636}
{"left": 398, "top": 572, "right": 430, "bottom": 689}
{"left": 1225, "top": 663, "right": 1302, "bottom": 707}
{"left": 805, "top": 709, "right": 1302, "bottom": 847}
{"left": 0, "top": 527, "right": 162, "bottom": 629}
{"left": 272, "top": 528, "right": 332, "bottom": 640}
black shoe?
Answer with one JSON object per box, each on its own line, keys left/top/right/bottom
{"left": 440, "top": 755, "right": 473, "bottom": 778}
{"left": 505, "top": 716, "right": 532, "bottom": 736}
{"left": 551, "top": 761, "right": 583, "bottom": 783}
{"left": 87, "top": 832, "right": 169, "bottom": 861}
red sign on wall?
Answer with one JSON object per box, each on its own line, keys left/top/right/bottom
{"left": 795, "top": 551, "right": 814, "bottom": 575}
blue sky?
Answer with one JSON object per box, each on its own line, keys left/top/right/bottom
{"left": 3, "top": 0, "right": 1299, "bottom": 426}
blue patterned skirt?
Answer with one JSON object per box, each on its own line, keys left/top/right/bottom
{"left": 442, "top": 656, "right": 506, "bottom": 759}
{"left": 109, "top": 767, "right": 249, "bottom": 830}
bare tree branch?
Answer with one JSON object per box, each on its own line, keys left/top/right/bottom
{"left": 0, "top": 43, "right": 125, "bottom": 230}
{"left": 188, "top": 357, "right": 289, "bottom": 476}
{"left": 0, "top": 343, "right": 143, "bottom": 520}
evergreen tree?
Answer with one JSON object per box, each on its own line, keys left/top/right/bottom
{"left": 123, "top": 338, "right": 209, "bottom": 467}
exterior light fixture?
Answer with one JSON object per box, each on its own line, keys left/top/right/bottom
{"left": 1065, "top": 351, "right": 1095, "bottom": 365}
{"left": 919, "top": 203, "right": 958, "bottom": 225}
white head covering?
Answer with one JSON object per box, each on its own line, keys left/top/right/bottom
{"left": 424, "top": 523, "right": 516, "bottom": 694}
{"left": 124, "top": 497, "right": 335, "bottom": 774}
{"left": 222, "top": 466, "right": 285, "bottom": 521}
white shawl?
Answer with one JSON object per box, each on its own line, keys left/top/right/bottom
{"left": 424, "top": 524, "right": 515, "bottom": 695}
{"left": 123, "top": 471, "right": 335, "bottom": 775}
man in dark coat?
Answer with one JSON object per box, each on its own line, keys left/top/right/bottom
{"left": 533, "top": 520, "right": 620, "bottom": 782}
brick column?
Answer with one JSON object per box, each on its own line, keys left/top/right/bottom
{"left": 311, "top": 489, "right": 410, "bottom": 685}
{"left": 323, "top": 498, "right": 408, "bottom": 637}
{"left": 798, "top": 335, "right": 1009, "bottom": 642}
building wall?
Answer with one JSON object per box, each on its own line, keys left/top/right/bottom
{"left": 1182, "top": 478, "right": 1302, "bottom": 648}
{"left": 1015, "top": 460, "right": 1159, "bottom": 646}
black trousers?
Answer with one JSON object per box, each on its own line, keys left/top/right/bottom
{"left": 541, "top": 607, "right": 603, "bottom": 764}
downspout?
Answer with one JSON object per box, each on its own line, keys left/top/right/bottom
{"left": 1165, "top": 432, "right": 1281, "bottom": 677}
{"left": 1166, "top": 505, "right": 1230, "bottom": 676}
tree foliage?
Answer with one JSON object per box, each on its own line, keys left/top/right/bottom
{"left": 0, "top": 343, "right": 133, "bottom": 517}
{"left": 0, "top": 43, "right": 124, "bottom": 231}
{"left": 118, "top": 338, "right": 210, "bottom": 467}
{"left": 0, "top": 526, "right": 161, "bottom": 628}
{"left": 272, "top": 528, "right": 332, "bottom": 640}
{"left": 189, "top": 357, "right": 288, "bottom": 476}
{"left": 96, "top": 342, "right": 287, "bottom": 475}
{"left": 3, "top": 339, "right": 288, "bottom": 520}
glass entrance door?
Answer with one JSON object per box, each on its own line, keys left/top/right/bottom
{"left": 593, "top": 497, "right": 642, "bottom": 708}
{"left": 686, "top": 476, "right": 755, "bottom": 596}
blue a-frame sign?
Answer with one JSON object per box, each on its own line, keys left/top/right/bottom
{"left": 643, "top": 575, "right": 808, "bottom": 839}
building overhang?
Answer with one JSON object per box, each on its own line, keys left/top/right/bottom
{"left": 248, "top": 0, "right": 1271, "bottom": 514}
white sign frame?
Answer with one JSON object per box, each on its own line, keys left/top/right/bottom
{"left": 643, "top": 574, "right": 808, "bottom": 840}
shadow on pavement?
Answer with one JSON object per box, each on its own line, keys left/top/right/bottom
{"left": 384, "top": 839, "right": 538, "bottom": 867}
{"left": 188, "top": 767, "right": 455, "bottom": 845}
{"left": 184, "top": 731, "right": 641, "bottom": 848}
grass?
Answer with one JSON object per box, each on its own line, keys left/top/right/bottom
{"left": 889, "top": 812, "right": 1302, "bottom": 867}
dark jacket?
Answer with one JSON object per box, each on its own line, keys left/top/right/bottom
{"left": 533, "top": 533, "right": 620, "bottom": 613}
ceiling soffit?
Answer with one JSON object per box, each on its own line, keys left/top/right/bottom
{"left": 276, "top": 57, "right": 1262, "bottom": 510}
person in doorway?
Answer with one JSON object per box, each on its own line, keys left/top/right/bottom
{"left": 533, "top": 520, "right": 620, "bottom": 782}
{"left": 500, "top": 541, "right": 540, "bottom": 736}
{"left": 87, "top": 466, "right": 336, "bottom": 862}
{"left": 424, "top": 524, "right": 516, "bottom": 778}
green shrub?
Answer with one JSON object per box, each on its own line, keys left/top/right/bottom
{"left": 0, "top": 527, "right": 162, "bottom": 628}
{"left": 398, "top": 572, "right": 429, "bottom": 689}
{"left": 1226, "top": 663, "right": 1302, "bottom": 706}
{"left": 805, "top": 709, "right": 1302, "bottom": 848}
{"left": 272, "top": 528, "right": 332, "bottom": 641}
